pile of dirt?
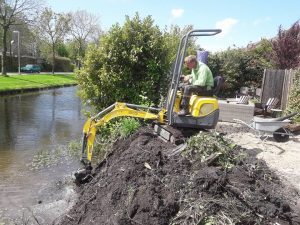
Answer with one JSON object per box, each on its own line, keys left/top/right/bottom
{"left": 58, "top": 126, "right": 300, "bottom": 225}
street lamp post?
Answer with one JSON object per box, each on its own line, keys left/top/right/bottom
{"left": 10, "top": 40, "right": 14, "bottom": 66}
{"left": 13, "top": 31, "right": 20, "bottom": 74}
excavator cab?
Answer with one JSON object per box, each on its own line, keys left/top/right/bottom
{"left": 165, "top": 29, "right": 221, "bottom": 129}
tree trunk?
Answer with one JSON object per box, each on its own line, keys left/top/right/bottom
{"left": 10, "top": 40, "right": 13, "bottom": 68}
{"left": 1, "top": 27, "right": 8, "bottom": 76}
{"left": 78, "top": 42, "right": 83, "bottom": 70}
{"left": 52, "top": 44, "right": 55, "bottom": 74}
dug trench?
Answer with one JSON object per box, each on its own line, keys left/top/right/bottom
{"left": 58, "top": 126, "right": 300, "bottom": 225}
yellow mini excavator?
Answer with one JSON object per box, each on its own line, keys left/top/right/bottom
{"left": 76, "top": 29, "right": 222, "bottom": 183}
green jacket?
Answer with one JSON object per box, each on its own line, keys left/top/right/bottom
{"left": 190, "top": 62, "right": 214, "bottom": 89}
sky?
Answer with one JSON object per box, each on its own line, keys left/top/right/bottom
{"left": 47, "top": 0, "right": 300, "bottom": 52}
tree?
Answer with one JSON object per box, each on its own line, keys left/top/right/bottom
{"left": 56, "top": 42, "right": 69, "bottom": 57}
{"left": 162, "top": 25, "right": 195, "bottom": 64}
{"left": 0, "top": 0, "right": 40, "bottom": 75}
{"left": 272, "top": 20, "right": 300, "bottom": 69}
{"left": 248, "top": 38, "right": 274, "bottom": 70}
{"left": 36, "top": 8, "right": 70, "bottom": 74}
{"left": 77, "top": 13, "right": 170, "bottom": 110}
{"left": 69, "top": 10, "right": 101, "bottom": 69}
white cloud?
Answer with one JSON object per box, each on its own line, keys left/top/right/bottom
{"left": 171, "top": 8, "right": 184, "bottom": 19}
{"left": 253, "top": 17, "right": 271, "bottom": 26}
{"left": 215, "top": 18, "right": 238, "bottom": 37}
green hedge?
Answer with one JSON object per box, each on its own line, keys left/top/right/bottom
{"left": 174, "top": 39, "right": 275, "bottom": 98}
{"left": 42, "top": 56, "right": 75, "bottom": 72}
{"left": 208, "top": 40, "right": 274, "bottom": 96}
{"left": 1, "top": 56, "right": 74, "bottom": 72}
{"left": 2, "top": 56, "right": 37, "bottom": 72}
{"left": 286, "top": 70, "right": 300, "bottom": 122}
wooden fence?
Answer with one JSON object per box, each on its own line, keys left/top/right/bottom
{"left": 260, "top": 69, "right": 298, "bottom": 110}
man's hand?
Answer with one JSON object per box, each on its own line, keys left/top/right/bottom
{"left": 181, "top": 75, "right": 191, "bottom": 83}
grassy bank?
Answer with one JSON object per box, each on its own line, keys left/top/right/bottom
{"left": 0, "top": 74, "right": 77, "bottom": 93}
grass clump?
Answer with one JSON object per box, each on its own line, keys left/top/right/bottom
{"left": 119, "top": 118, "right": 141, "bottom": 139}
{"left": 92, "top": 118, "right": 141, "bottom": 162}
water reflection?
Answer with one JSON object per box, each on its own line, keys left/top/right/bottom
{"left": 0, "top": 87, "right": 84, "bottom": 151}
{"left": 0, "top": 86, "right": 85, "bottom": 220}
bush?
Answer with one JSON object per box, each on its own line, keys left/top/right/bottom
{"left": 208, "top": 40, "right": 274, "bottom": 96}
{"left": 3, "top": 56, "right": 38, "bottom": 72}
{"left": 42, "top": 56, "right": 75, "bottom": 72}
{"left": 77, "top": 13, "right": 170, "bottom": 110}
{"left": 119, "top": 118, "right": 141, "bottom": 139}
{"left": 286, "top": 70, "right": 300, "bottom": 122}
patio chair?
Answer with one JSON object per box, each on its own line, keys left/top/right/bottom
{"left": 237, "top": 95, "right": 251, "bottom": 104}
{"left": 254, "top": 97, "right": 280, "bottom": 117}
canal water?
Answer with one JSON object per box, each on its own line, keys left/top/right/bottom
{"left": 0, "top": 86, "right": 86, "bottom": 224}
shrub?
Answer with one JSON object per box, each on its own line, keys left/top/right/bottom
{"left": 208, "top": 41, "right": 274, "bottom": 96}
{"left": 286, "top": 70, "right": 300, "bottom": 122}
{"left": 119, "top": 118, "right": 141, "bottom": 139}
{"left": 77, "top": 13, "right": 170, "bottom": 110}
{"left": 42, "top": 56, "right": 75, "bottom": 72}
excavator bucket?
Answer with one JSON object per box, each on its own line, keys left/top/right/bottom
{"left": 75, "top": 119, "right": 97, "bottom": 184}
{"left": 82, "top": 118, "right": 97, "bottom": 161}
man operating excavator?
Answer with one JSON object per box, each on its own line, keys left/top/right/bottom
{"left": 77, "top": 30, "right": 222, "bottom": 184}
{"left": 178, "top": 55, "right": 214, "bottom": 116}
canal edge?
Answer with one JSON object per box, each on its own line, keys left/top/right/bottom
{"left": 0, "top": 84, "right": 78, "bottom": 96}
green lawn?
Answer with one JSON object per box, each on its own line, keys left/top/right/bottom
{"left": 0, "top": 74, "right": 77, "bottom": 92}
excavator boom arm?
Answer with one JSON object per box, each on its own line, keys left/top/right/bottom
{"left": 82, "top": 102, "right": 163, "bottom": 161}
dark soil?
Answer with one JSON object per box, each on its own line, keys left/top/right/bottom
{"left": 58, "top": 126, "right": 300, "bottom": 225}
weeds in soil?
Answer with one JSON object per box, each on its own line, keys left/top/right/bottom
{"left": 171, "top": 195, "right": 256, "bottom": 225}
{"left": 171, "top": 132, "right": 259, "bottom": 224}
{"left": 182, "top": 131, "right": 243, "bottom": 168}
{"left": 119, "top": 118, "right": 141, "bottom": 139}
{"left": 92, "top": 118, "right": 141, "bottom": 162}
